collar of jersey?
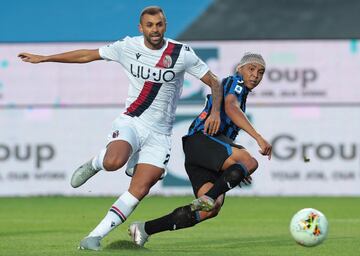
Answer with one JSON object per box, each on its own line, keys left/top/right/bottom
{"left": 140, "top": 36, "right": 169, "bottom": 52}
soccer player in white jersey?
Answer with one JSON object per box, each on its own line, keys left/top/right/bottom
{"left": 18, "top": 6, "right": 222, "bottom": 251}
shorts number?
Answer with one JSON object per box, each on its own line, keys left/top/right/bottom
{"left": 163, "top": 154, "right": 170, "bottom": 165}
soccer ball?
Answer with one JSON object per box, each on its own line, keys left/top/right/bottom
{"left": 289, "top": 208, "right": 328, "bottom": 247}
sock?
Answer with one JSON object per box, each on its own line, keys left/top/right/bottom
{"left": 205, "top": 163, "right": 248, "bottom": 200}
{"left": 88, "top": 191, "right": 139, "bottom": 238}
{"left": 144, "top": 205, "right": 200, "bottom": 235}
{"left": 91, "top": 149, "right": 107, "bottom": 171}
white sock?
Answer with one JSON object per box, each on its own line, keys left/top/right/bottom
{"left": 88, "top": 191, "right": 139, "bottom": 238}
{"left": 91, "top": 149, "right": 107, "bottom": 171}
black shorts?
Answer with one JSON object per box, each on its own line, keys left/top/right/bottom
{"left": 182, "top": 133, "right": 244, "bottom": 195}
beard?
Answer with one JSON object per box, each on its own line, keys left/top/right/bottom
{"left": 144, "top": 33, "right": 164, "bottom": 49}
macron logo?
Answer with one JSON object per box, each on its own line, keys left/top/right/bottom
{"left": 136, "top": 53, "right": 141, "bottom": 59}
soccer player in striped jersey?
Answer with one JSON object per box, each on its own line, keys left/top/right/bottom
{"left": 18, "top": 6, "right": 222, "bottom": 251}
{"left": 129, "top": 52, "right": 272, "bottom": 247}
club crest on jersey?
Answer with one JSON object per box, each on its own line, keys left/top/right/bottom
{"left": 163, "top": 55, "right": 172, "bottom": 68}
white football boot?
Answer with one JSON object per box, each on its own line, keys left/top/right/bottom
{"left": 78, "top": 236, "right": 102, "bottom": 251}
{"left": 70, "top": 159, "right": 99, "bottom": 188}
{"left": 128, "top": 222, "right": 149, "bottom": 247}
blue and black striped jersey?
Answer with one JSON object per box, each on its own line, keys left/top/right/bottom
{"left": 187, "top": 74, "right": 250, "bottom": 141}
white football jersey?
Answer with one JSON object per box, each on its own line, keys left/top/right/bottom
{"left": 99, "top": 36, "right": 209, "bottom": 135}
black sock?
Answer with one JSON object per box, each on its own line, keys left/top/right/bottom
{"left": 205, "top": 163, "right": 248, "bottom": 200}
{"left": 144, "top": 205, "right": 200, "bottom": 235}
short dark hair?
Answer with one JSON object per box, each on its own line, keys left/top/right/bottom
{"left": 140, "top": 6, "right": 166, "bottom": 23}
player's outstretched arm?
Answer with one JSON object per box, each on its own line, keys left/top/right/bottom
{"left": 200, "top": 71, "right": 222, "bottom": 135}
{"left": 18, "top": 49, "right": 102, "bottom": 64}
{"left": 225, "top": 94, "right": 272, "bottom": 159}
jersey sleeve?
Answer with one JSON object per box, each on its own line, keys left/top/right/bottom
{"left": 99, "top": 37, "right": 127, "bottom": 62}
{"left": 183, "top": 45, "right": 209, "bottom": 79}
{"left": 223, "top": 77, "right": 244, "bottom": 96}
{"left": 224, "top": 77, "right": 245, "bottom": 102}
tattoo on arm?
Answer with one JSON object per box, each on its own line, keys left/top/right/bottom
{"left": 209, "top": 72, "right": 222, "bottom": 112}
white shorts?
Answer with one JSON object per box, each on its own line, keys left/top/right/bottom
{"left": 107, "top": 114, "right": 171, "bottom": 178}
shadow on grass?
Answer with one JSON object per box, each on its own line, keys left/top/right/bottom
{"left": 105, "top": 240, "right": 149, "bottom": 251}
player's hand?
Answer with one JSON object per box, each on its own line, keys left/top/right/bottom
{"left": 203, "top": 111, "right": 220, "bottom": 136}
{"left": 257, "top": 136, "right": 272, "bottom": 160}
{"left": 18, "top": 53, "right": 46, "bottom": 63}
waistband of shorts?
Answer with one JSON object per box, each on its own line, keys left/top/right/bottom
{"left": 120, "top": 113, "right": 172, "bottom": 136}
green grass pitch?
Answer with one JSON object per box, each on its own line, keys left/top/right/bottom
{"left": 1, "top": 196, "right": 359, "bottom": 256}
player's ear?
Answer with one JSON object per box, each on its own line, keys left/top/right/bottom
{"left": 138, "top": 24, "right": 143, "bottom": 34}
{"left": 236, "top": 64, "right": 242, "bottom": 75}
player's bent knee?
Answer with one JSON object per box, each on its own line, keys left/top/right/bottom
{"left": 103, "top": 157, "right": 127, "bottom": 171}
{"left": 240, "top": 157, "right": 258, "bottom": 174}
{"left": 248, "top": 158, "right": 258, "bottom": 174}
